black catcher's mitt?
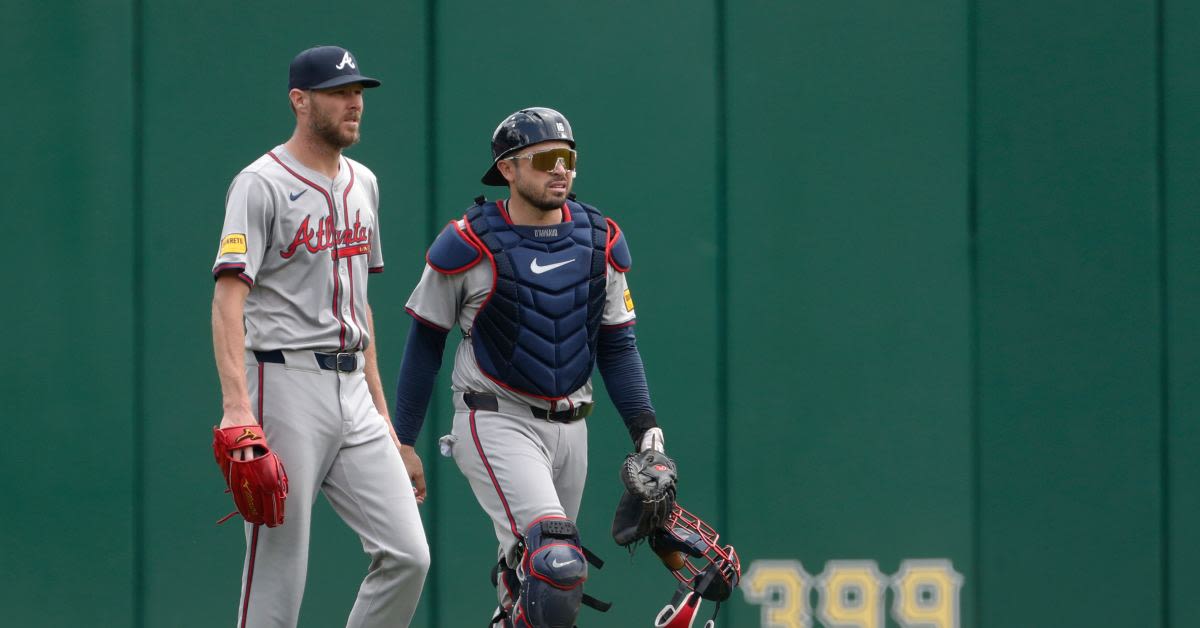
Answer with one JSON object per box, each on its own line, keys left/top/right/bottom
{"left": 611, "top": 449, "right": 678, "bottom": 547}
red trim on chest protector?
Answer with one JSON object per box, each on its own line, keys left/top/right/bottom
{"left": 496, "top": 199, "right": 515, "bottom": 225}
{"left": 604, "top": 218, "right": 630, "bottom": 272}
{"left": 426, "top": 220, "right": 483, "bottom": 274}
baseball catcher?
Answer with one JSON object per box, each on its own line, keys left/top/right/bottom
{"left": 394, "top": 106, "right": 668, "bottom": 627}
{"left": 212, "top": 425, "right": 288, "bottom": 527}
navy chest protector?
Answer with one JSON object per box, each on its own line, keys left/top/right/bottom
{"left": 457, "top": 200, "right": 609, "bottom": 399}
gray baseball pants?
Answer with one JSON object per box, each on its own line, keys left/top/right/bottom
{"left": 447, "top": 392, "right": 589, "bottom": 608}
{"left": 236, "top": 351, "right": 430, "bottom": 628}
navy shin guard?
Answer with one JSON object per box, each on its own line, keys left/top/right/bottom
{"left": 512, "top": 516, "right": 588, "bottom": 627}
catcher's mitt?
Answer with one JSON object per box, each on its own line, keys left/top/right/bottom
{"left": 212, "top": 425, "right": 288, "bottom": 527}
{"left": 611, "top": 449, "right": 677, "bottom": 547}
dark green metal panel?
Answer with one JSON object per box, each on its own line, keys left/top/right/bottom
{"left": 0, "top": 2, "right": 136, "bottom": 626}
{"left": 1165, "top": 0, "right": 1200, "bottom": 625}
{"left": 725, "top": 2, "right": 972, "bottom": 626}
{"left": 429, "top": 1, "right": 719, "bottom": 625}
{"left": 138, "top": 2, "right": 429, "bottom": 626}
{"left": 8, "top": 1, "right": 1200, "bottom": 626}
{"left": 975, "top": 1, "right": 1163, "bottom": 626}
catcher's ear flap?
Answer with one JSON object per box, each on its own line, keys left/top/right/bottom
{"left": 693, "top": 561, "right": 734, "bottom": 602}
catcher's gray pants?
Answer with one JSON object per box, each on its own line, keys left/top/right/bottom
{"left": 237, "top": 352, "right": 430, "bottom": 628}
{"left": 447, "top": 393, "right": 589, "bottom": 608}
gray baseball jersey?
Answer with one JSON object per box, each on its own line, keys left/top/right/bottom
{"left": 213, "top": 146, "right": 384, "bottom": 352}
{"left": 213, "top": 146, "right": 428, "bottom": 628}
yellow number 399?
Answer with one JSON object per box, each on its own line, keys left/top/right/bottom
{"left": 743, "top": 558, "right": 963, "bottom": 628}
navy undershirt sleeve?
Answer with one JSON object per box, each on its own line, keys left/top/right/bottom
{"left": 596, "top": 324, "right": 658, "bottom": 443}
{"left": 393, "top": 318, "right": 450, "bottom": 446}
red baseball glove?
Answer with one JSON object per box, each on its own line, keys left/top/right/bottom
{"left": 212, "top": 425, "right": 288, "bottom": 527}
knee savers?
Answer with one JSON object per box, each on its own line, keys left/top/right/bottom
{"left": 512, "top": 516, "right": 588, "bottom": 628}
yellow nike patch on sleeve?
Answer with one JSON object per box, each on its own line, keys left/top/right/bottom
{"left": 623, "top": 289, "right": 634, "bottom": 312}
{"left": 220, "top": 233, "right": 247, "bottom": 255}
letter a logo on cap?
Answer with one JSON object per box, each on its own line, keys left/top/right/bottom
{"left": 335, "top": 51, "right": 356, "bottom": 70}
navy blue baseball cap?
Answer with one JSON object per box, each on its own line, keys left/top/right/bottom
{"left": 288, "top": 46, "right": 381, "bottom": 90}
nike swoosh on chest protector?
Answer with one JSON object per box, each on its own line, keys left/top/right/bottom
{"left": 530, "top": 257, "right": 576, "bottom": 274}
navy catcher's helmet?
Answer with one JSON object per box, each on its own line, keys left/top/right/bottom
{"left": 481, "top": 107, "right": 575, "bottom": 186}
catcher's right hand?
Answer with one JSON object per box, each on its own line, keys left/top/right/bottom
{"left": 212, "top": 425, "right": 288, "bottom": 527}
{"left": 399, "top": 444, "right": 426, "bottom": 504}
{"left": 611, "top": 449, "right": 678, "bottom": 547}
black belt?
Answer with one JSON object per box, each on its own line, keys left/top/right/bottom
{"left": 463, "top": 392, "right": 593, "bottom": 423}
{"left": 254, "top": 349, "right": 359, "bottom": 372}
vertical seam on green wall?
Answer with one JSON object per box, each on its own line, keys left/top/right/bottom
{"left": 131, "top": 0, "right": 145, "bottom": 625}
{"left": 1155, "top": 0, "right": 1170, "bottom": 625}
{"left": 714, "top": 0, "right": 729, "bottom": 540}
{"left": 967, "top": 0, "right": 981, "bottom": 626}
{"left": 424, "top": 1, "right": 440, "bottom": 625}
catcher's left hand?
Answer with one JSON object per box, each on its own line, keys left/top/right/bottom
{"left": 638, "top": 426, "right": 665, "bottom": 453}
{"left": 611, "top": 448, "right": 677, "bottom": 547}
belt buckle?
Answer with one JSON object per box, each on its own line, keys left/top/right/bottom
{"left": 548, "top": 406, "right": 576, "bottom": 422}
{"left": 335, "top": 352, "right": 356, "bottom": 372}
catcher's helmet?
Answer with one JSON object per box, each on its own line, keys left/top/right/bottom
{"left": 481, "top": 107, "right": 575, "bottom": 186}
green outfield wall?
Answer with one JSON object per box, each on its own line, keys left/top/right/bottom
{"left": 3, "top": 1, "right": 1196, "bottom": 626}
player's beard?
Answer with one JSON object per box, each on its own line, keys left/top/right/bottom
{"left": 513, "top": 171, "right": 572, "bottom": 212}
{"left": 309, "top": 101, "right": 360, "bottom": 149}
